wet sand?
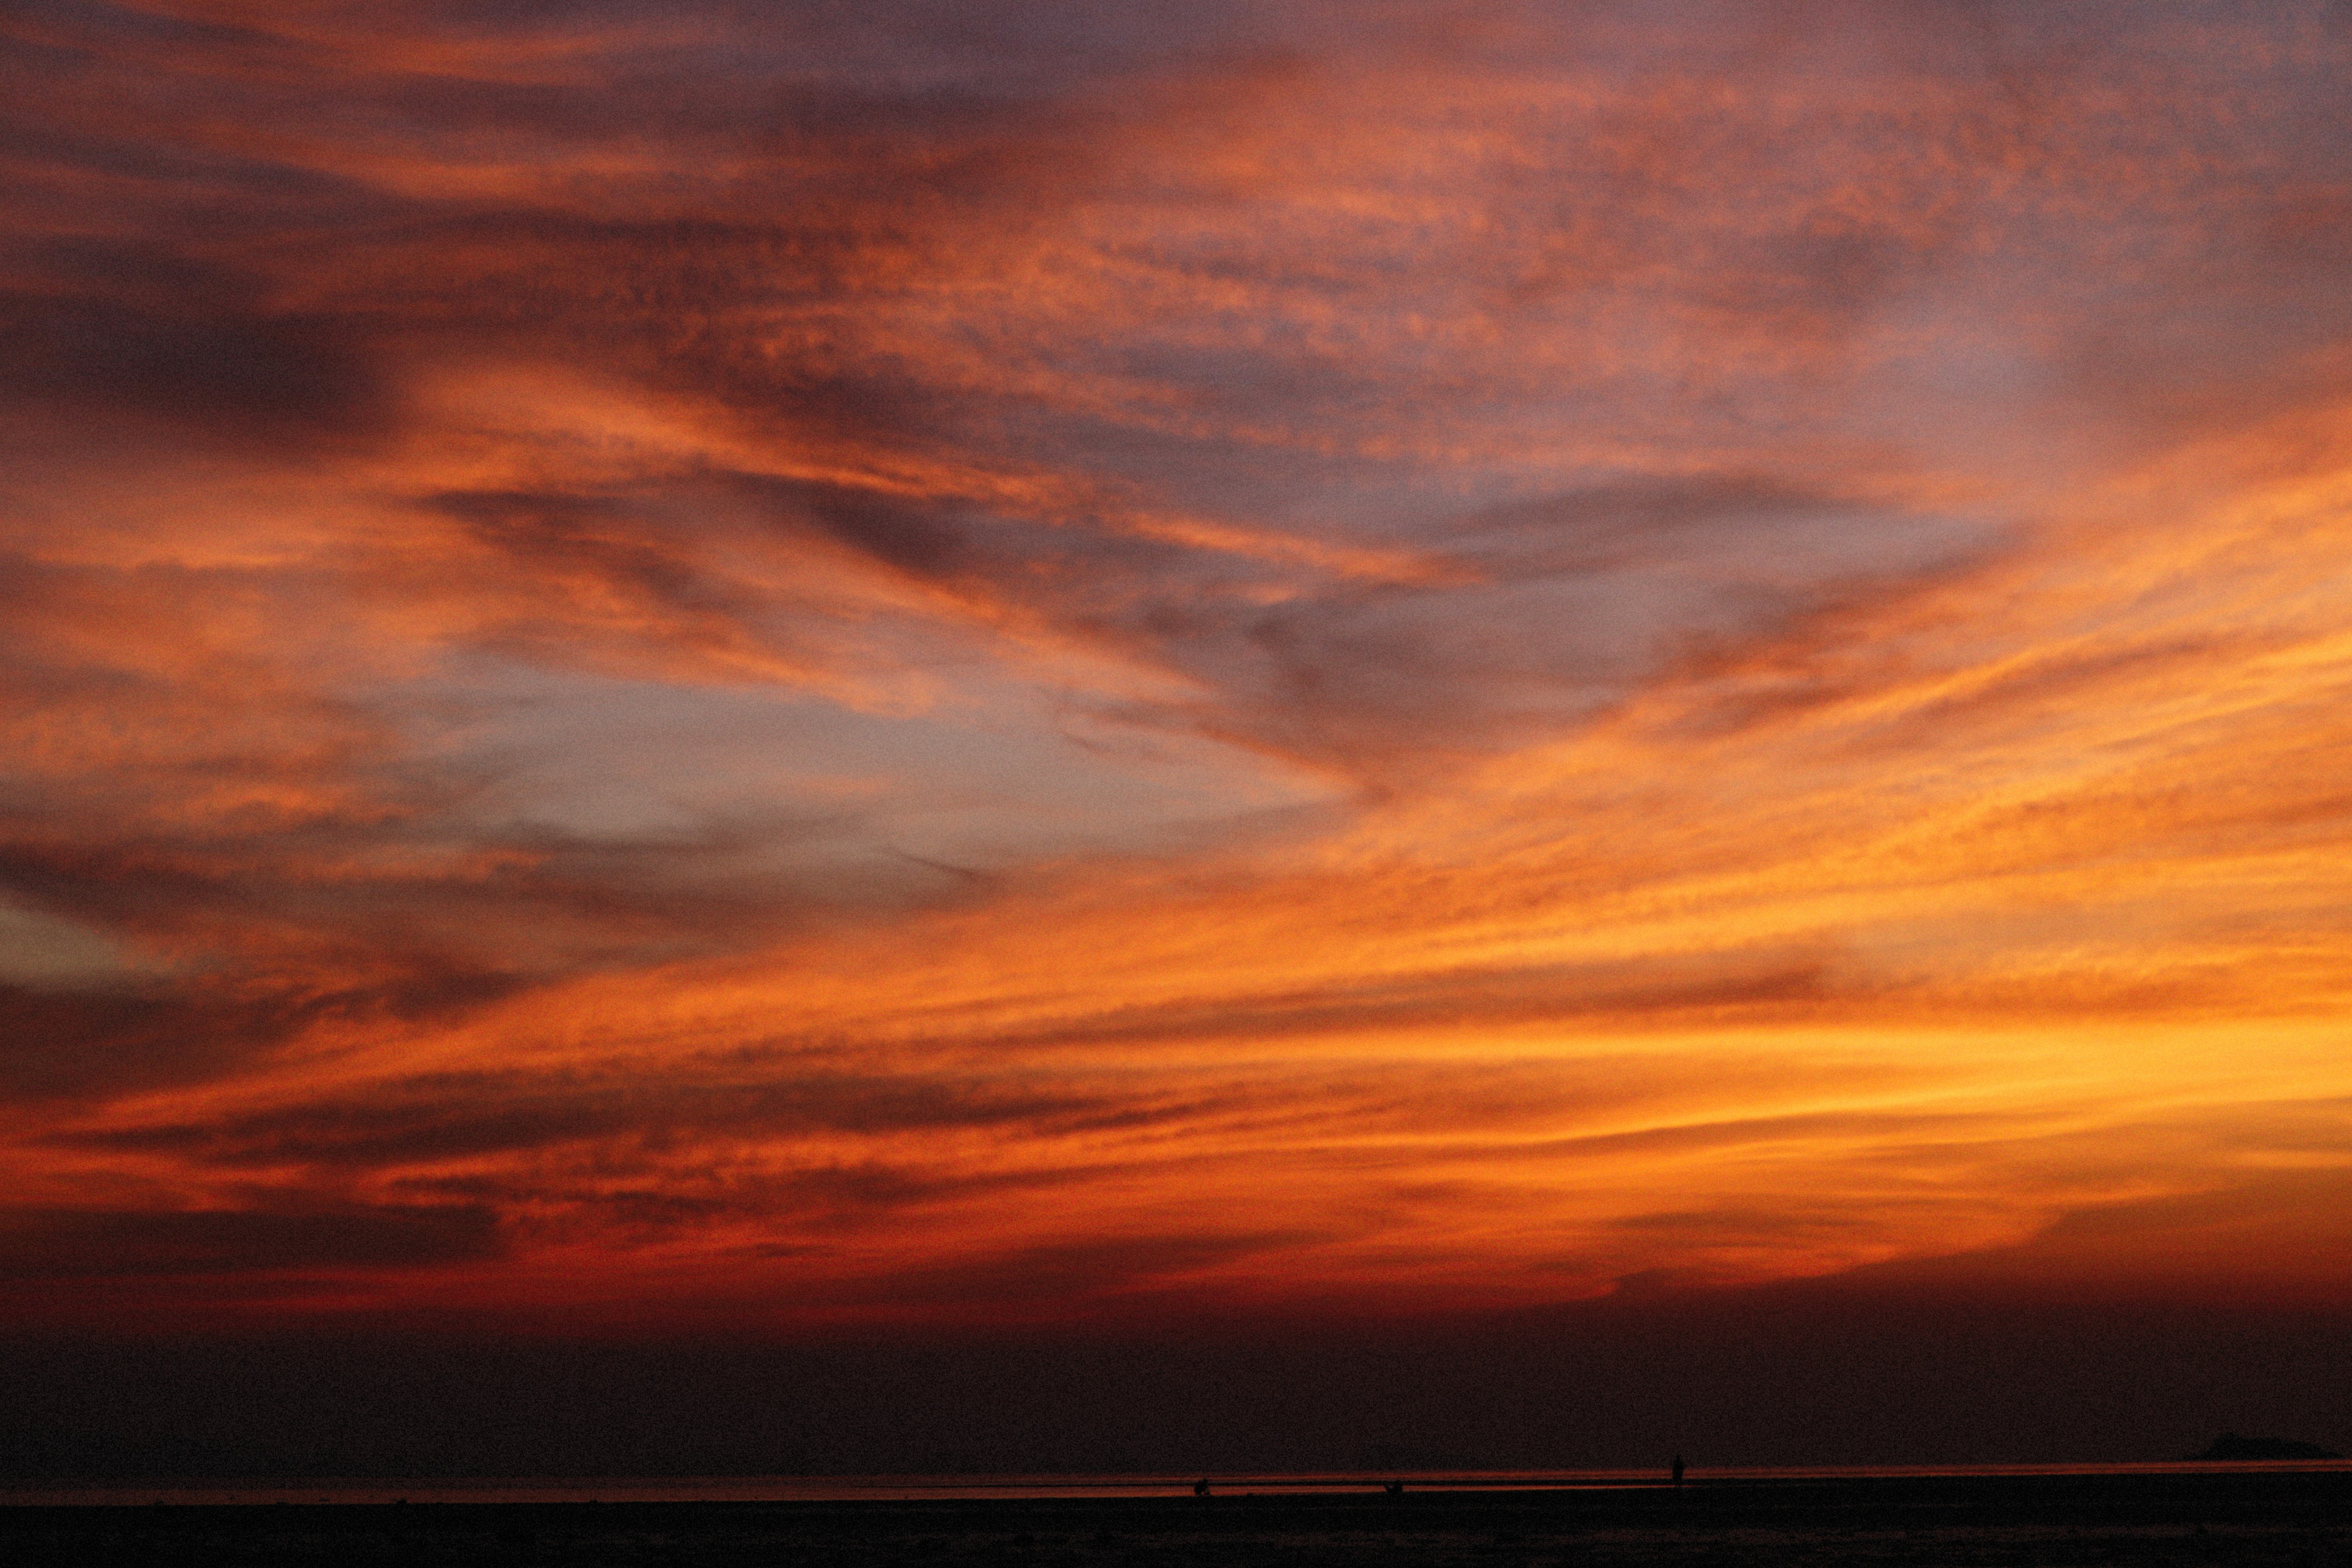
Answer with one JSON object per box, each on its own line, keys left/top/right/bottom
{"left": 6, "top": 1467, "right": 2349, "bottom": 1565}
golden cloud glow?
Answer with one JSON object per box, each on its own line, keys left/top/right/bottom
{"left": 4, "top": 0, "right": 2352, "bottom": 1335}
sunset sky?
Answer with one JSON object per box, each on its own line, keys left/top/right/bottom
{"left": 5, "top": 0, "right": 2352, "bottom": 1469}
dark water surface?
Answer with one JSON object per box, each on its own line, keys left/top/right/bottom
{"left": 6, "top": 1467, "right": 2351, "bottom": 1566}
{"left": 11, "top": 1461, "right": 2350, "bottom": 1507}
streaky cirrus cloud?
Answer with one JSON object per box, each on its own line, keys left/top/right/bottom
{"left": 4, "top": 0, "right": 2352, "bottom": 1332}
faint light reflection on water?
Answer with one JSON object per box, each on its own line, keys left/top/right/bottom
{"left": 9, "top": 1462, "right": 2349, "bottom": 1507}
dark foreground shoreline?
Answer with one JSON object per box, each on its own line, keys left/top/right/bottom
{"left": 7, "top": 1468, "right": 2349, "bottom": 1565}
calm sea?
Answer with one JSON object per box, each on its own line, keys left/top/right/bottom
{"left": 7, "top": 1462, "right": 2348, "bottom": 1507}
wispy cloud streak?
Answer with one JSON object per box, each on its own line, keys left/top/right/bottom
{"left": 5, "top": 0, "right": 2352, "bottom": 1328}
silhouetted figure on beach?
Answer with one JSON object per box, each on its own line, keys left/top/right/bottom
{"left": 1671, "top": 1455, "right": 1684, "bottom": 1488}
{"left": 1384, "top": 1480, "right": 1405, "bottom": 1497}
{"left": 1193, "top": 1479, "right": 1211, "bottom": 1497}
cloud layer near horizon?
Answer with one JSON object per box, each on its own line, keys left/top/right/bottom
{"left": 5, "top": 0, "right": 2352, "bottom": 1329}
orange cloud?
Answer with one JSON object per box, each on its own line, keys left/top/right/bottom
{"left": 6, "top": 0, "right": 2352, "bottom": 1340}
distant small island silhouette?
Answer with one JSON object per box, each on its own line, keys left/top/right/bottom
{"left": 2183, "top": 1433, "right": 2343, "bottom": 1461}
